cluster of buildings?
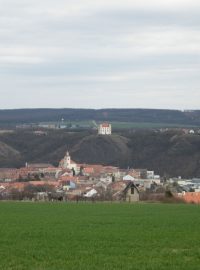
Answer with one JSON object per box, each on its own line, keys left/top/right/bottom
{"left": 168, "top": 177, "right": 200, "bottom": 204}
{"left": 0, "top": 151, "right": 163, "bottom": 202}
{"left": 1, "top": 122, "right": 200, "bottom": 203}
{"left": 159, "top": 127, "right": 200, "bottom": 135}
{"left": 1, "top": 150, "right": 199, "bottom": 204}
{"left": 17, "top": 121, "right": 111, "bottom": 131}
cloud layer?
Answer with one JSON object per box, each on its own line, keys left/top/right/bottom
{"left": 0, "top": 0, "right": 200, "bottom": 109}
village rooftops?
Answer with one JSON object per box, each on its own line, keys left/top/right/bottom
{"left": 25, "top": 163, "right": 54, "bottom": 169}
{"left": 0, "top": 168, "right": 17, "bottom": 171}
{"left": 179, "top": 192, "right": 200, "bottom": 204}
{"left": 0, "top": 181, "right": 59, "bottom": 191}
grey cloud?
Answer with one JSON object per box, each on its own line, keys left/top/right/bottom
{"left": 0, "top": 0, "right": 200, "bottom": 109}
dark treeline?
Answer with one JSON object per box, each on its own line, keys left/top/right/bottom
{"left": 0, "top": 129, "right": 200, "bottom": 178}
{"left": 0, "top": 108, "right": 200, "bottom": 125}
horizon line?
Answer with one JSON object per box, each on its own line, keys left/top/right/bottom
{"left": 0, "top": 107, "right": 199, "bottom": 111}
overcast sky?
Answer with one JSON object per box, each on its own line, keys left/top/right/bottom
{"left": 0, "top": 0, "right": 200, "bottom": 109}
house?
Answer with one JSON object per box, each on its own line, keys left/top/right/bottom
{"left": 179, "top": 192, "right": 200, "bottom": 204}
{"left": 98, "top": 123, "right": 112, "bottom": 135}
{"left": 0, "top": 168, "right": 20, "bottom": 182}
{"left": 147, "top": 171, "right": 154, "bottom": 179}
{"left": 25, "top": 163, "right": 53, "bottom": 169}
{"left": 33, "top": 131, "right": 47, "bottom": 136}
{"left": 100, "top": 175, "right": 113, "bottom": 184}
{"left": 84, "top": 188, "right": 98, "bottom": 198}
{"left": 122, "top": 181, "right": 139, "bottom": 202}
{"left": 62, "top": 180, "right": 76, "bottom": 191}
{"left": 129, "top": 169, "right": 148, "bottom": 179}
{"left": 123, "top": 175, "right": 134, "bottom": 181}
{"left": 108, "top": 181, "right": 139, "bottom": 202}
{"left": 59, "top": 170, "right": 74, "bottom": 179}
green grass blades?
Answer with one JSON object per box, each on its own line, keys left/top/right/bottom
{"left": 0, "top": 202, "right": 200, "bottom": 270}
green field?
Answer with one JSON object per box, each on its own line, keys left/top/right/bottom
{"left": 0, "top": 202, "right": 200, "bottom": 270}
{"left": 110, "top": 121, "right": 198, "bottom": 129}
{"left": 38, "top": 120, "right": 198, "bottom": 130}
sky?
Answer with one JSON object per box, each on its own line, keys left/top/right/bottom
{"left": 0, "top": 0, "right": 200, "bottom": 109}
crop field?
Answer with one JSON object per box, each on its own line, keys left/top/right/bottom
{"left": 0, "top": 202, "right": 200, "bottom": 270}
{"left": 37, "top": 120, "right": 198, "bottom": 130}
{"left": 110, "top": 121, "right": 198, "bottom": 129}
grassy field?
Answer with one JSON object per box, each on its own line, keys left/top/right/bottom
{"left": 110, "top": 121, "right": 198, "bottom": 129}
{"left": 38, "top": 120, "right": 198, "bottom": 130}
{"left": 0, "top": 202, "right": 200, "bottom": 270}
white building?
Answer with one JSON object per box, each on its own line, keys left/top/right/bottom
{"left": 123, "top": 175, "right": 135, "bottom": 181}
{"left": 98, "top": 123, "right": 112, "bottom": 135}
{"left": 147, "top": 171, "right": 154, "bottom": 179}
{"left": 84, "top": 188, "right": 98, "bottom": 198}
{"left": 59, "top": 151, "right": 77, "bottom": 171}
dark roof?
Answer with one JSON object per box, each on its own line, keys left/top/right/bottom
{"left": 123, "top": 181, "right": 139, "bottom": 194}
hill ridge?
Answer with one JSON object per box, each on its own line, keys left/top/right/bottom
{"left": 0, "top": 108, "right": 200, "bottom": 126}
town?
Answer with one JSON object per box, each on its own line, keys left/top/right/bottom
{"left": 0, "top": 123, "right": 199, "bottom": 204}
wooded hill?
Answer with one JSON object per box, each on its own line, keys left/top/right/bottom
{"left": 0, "top": 108, "right": 200, "bottom": 126}
{"left": 0, "top": 129, "right": 200, "bottom": 178}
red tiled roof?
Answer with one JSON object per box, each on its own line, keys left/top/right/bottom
{"left": 59, "top": 176, "right": 78, "bottom": 182}
{"left": 29, "top": 181, "right": 58, "bottom": 187}
{"left": 109, "top": 181, "right": 128, "bottom": 191}
{"left": 182, "top": 192, "right": 200, "bottom": 204}
{"left": 26, "top": 163, "right": 54, "bottom": 169}
{"left": 101, "top": 123, "right": 110, "bottom": 127}
{"left": 83, "top": 167, "right": 94, "bottom": 174}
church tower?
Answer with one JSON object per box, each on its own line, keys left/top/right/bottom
{"left": 63, "top": 151, "right": 71, "bottom": 169}
{"left": 59, "top": 151, "right": 77, "bottom": 172}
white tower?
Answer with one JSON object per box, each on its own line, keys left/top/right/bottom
{"left": 59, "top": 151, "right": 77, "bottom": 171}
{"left": 63, "top": 151, "right": 71, "bottom": 169}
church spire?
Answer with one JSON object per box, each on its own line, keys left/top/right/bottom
{"left": 63, "top": 151, "right": 71, "bottom": 169}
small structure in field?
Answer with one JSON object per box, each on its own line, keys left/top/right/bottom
{"left": 122, "top": 181, "right": 139, "bottom": 202}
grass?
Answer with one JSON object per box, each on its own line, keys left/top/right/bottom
{"left": 110, "top": 121, "right": 198, "bottom": 129}
{"left": 39, "top": 120, "right": 94, "bottom": 128}
{"left": 38, "top": 120, "right": 198, "bottom": 129}
{"left": 0, "top": 202, "right": 200, "bottom": 270}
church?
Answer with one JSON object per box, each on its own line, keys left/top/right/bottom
{"left": 59, "top": 151, "right": 78, "bottom": 171}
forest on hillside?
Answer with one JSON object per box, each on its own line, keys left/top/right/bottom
{"left": 0, "top": 129, "right": 200, "bottom": 178}
{"left": 0, "top": 108, "right": 200, "bottom": 126}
